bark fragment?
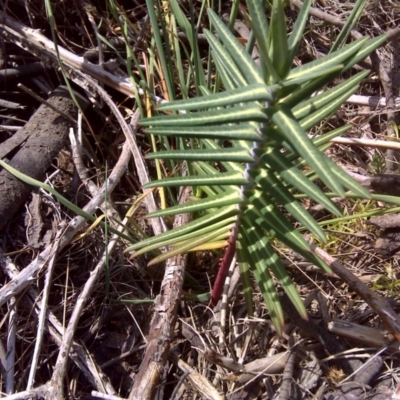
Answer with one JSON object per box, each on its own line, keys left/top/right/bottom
{"left": 0, "top": 86, "right": 88, "bottom": 231}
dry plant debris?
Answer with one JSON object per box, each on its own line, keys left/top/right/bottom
{"left": 0, "top": 1, "right": 400, "bottom": 399}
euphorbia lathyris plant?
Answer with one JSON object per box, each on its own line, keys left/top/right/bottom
{"left": 126, "top": 0, "right": 386, "bottom": 333}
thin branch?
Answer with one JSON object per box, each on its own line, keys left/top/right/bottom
{"left": 69, "top": 69, "right": 167, "bottom": 236}
{"left": 50, "top": 142, "right": 131, "bottom": 398}
{"left": 26, "top": 228, "right": 64, "bottom": 390}
{"left": 0, "top": 133, "right": 131, "bottom": 307}
{"left": 316, "top": 136, "right": 400, "bottom": 151}
{"left": 6, "top": 296, "right": 17, "bottom": 395}
{"left": 308, "top": 241, "right": 400, "bottom": 342}
{"left": 0, "top": 245, "right": 118, "bottom": 396}
{"left": 0, "top": 11, "right": 165, "bottom": 103}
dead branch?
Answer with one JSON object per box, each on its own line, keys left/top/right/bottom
{"left": 308, "top": 242, "right": 400, "bottom": 343}
{"left": 128, "top": 189, "right": 191, "bottom": 400}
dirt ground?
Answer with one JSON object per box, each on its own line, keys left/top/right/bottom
{"left": 1, "top": 1, "right": 400, "bottom": 399}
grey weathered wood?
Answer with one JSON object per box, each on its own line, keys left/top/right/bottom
{"left": 0, "top": 86, "right": 88, "bottom": 231}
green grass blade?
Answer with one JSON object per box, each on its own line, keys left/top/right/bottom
{"left": 169, "top": 0, "right": 206, "bottom": 87}
{"left": 0, "top": 159, "right": 133, "bottom": 243}
{"left": 145, "top": 0, "right": 175, "bottom": 99}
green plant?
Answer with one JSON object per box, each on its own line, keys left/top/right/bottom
{"left": 124, "top": 0, "right": 387, "bottom": 333}
{"left": 370, "top": 152, "right": 386, "bottom": 174}
{"left": 373, "top": 266, "right": 400, "bottom": 294}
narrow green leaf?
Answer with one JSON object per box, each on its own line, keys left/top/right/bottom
{"left": 243, "top": 218, "right": 307, "bottom": 320}
{"left": 287, "top": 0, "right": 311, "bottom": 63}
{"left": 248, "top": 167, "right": 326, "bottom": 242}
{"left": 287, "top": 37, "right": 367, "bottom": 81}
{"left": 129, "top": 217, "right": 236, "bottom": 256}
{"left": 236, "top": 231, "right": 254, "bottom": 316}
{"left": 146, "top": 124, "right": 263, "bottom": 141}
{"left": 212, "top": 49, "right": 237, "bottom": 90}
{"left": 269, "top": 0, "right": 290, "bottom": 78}
{"left": 244, "top": 199, "right": 331, "bottom": 274}
{"left": 144, "top": 171, "right": 248, "bottom": 188}
{"left": 200, "top": 138, "right": 253, "bottom": 172}
{"left": 205, "top": 31, "right": 248, "bottom": 87}
{"left": 329, "top": 162, "right": 371, "bottom": 198}
{"left": 330, "top": 0, "right": 367, "bottom": 53}
{"left": 126, "top": 206, "right": 239, "bottom": 251}
{"left": 259, "top": 147, "right": 341, "bottom": 215}
{"left": 292, "top": 71, "right": 369, "bottom": 120}
{"left": 299, "top": 87, "right": 358, "bottom": 131}
{"left": 240, "top": 225, "right": 284, "bottom": 333}
{"left": 278, "top": 69, "right": 341, "bottom": 109}
{"left": 268, "top": 105, "right": 345, "bottom": 195}
{"left": 191, "top": 162, "right": 238, "bottom": 195}
{"left": 208, "top": 9, "right": 263, "bottom": 84}
{"left": 343, "top": 34, "right": 387, "bottom": 72}
{"left": 147, "top": 225, "right": 231, "bottom": 265}
{"left": 246, "top": 0, "right": 279, "bottom": 82}
{"left": 311, "top": 125, "right": 351, "bottom": 148}
{"left": 147, "top": 147, "right": 254, "bottom": 163}
{"left": 245, "top": 195, "right": 312, "bottom": 252}
{"left": 262, "top": 240, "right": 307, "bottom": 319}
{"left": 146, "top": 191, "right": 242, "bottom": 217}
{"left": 141, "top": 104, "right": 268, "bottom": 126}
{"left": 157, "top": 83, "right": 276, "bottom": 111}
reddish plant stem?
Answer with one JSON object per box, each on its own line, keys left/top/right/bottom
{"left": 210, "top": 237, "right": 236, "bottom": 306}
